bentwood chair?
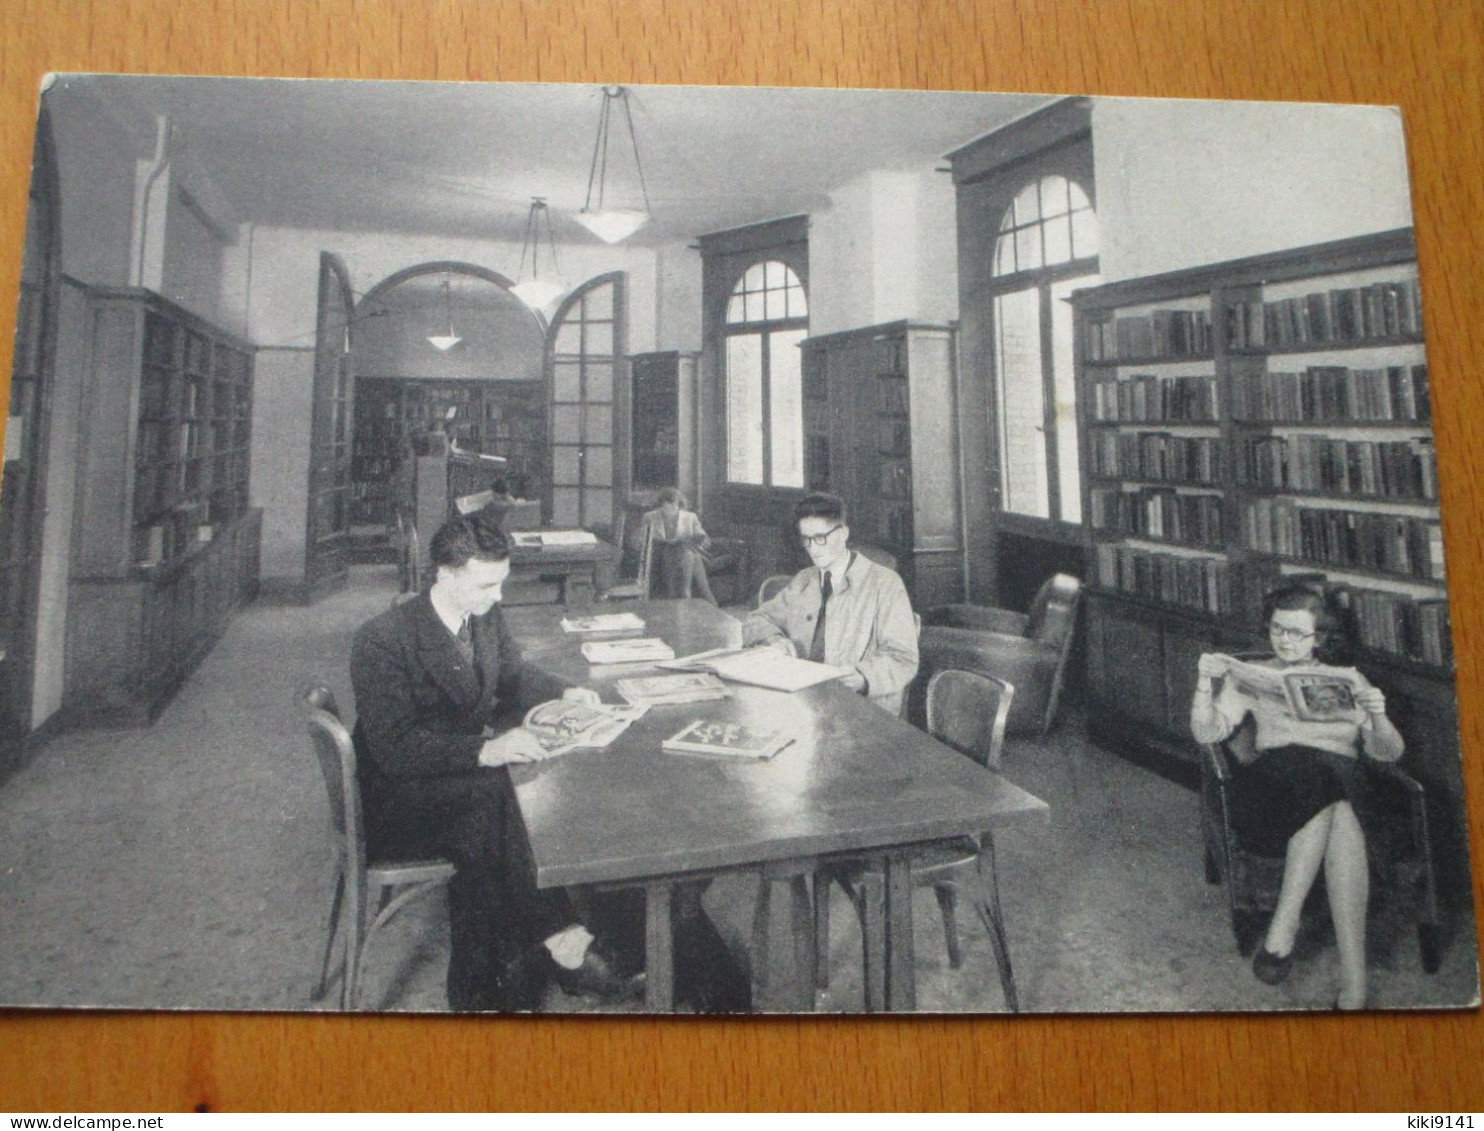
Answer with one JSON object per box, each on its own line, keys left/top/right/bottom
{"left": 755, "top": 574, "right": 792, "bottom": 608}
{"left": 601, "top": 515, "right": 656, "bottom": 601}
{"left": 298, "top": 684, "right": 455, "bottom": 1010}
{"left": 814, "top": 669, "right": 1022, "bottom": 1011}
{"left": 1200, "top": 717, "right": 1443, "bottom": 972}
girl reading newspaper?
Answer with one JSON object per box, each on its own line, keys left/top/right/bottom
{"left": 1192, "top": 583, "right": 1403, "bottom": 1010}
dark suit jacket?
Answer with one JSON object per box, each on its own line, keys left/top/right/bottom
{"left": 350, "top": 590, "right": 524, "bottom": 800}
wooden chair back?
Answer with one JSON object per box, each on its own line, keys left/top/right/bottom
{"left": 298, "top": 684, "right": 364, "bottom": 876}
{"left": 925, "top": 668, "right": 1014, "bottom": 771}
{"left": 756, "top": 574, "right": 792, "bottom": 608}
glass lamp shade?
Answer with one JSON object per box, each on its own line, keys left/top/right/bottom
{"left": 426, "top": 333, "right": 462, "bottom": 351}
{"left": 509, "top": 278, "right": 567, "bottom": 309}
{"left": 574, "top": 208, "right": 649, "bottom": 244}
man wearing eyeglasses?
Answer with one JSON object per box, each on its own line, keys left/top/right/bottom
{"left": 742, "top": 492, "right": 919, "bottom": 716}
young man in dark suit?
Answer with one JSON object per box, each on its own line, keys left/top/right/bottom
{"left": 350, "top": 513, "right": 641, "bottom": 1011}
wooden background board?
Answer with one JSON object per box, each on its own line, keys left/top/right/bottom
{"left": 1, "top": 0, "right": 1481, "bottom": 1111}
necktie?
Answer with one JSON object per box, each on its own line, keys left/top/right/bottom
{"left": 808, "top": 571, "right": 832, "bottom": 663}
{"left": 454, "top": 617, "right": 474, "bottom": 665}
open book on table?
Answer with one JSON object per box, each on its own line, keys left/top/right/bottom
{"left": 510, "top": 529, "right": 599, "bottom": 549}
{"left": 657, "top": 646, "right": 851, "bottom": 692}
{"left": 1219, "top": 655, "right": 1367, "bottom": 723}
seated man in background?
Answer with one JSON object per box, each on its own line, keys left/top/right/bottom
{"left": 350, "top": 512, "right": 641, "bottom": 1011}
{"left": 633, "top": 487, "right": 732, "bottom": 605}
{"left": 742, "top": 492, "right": 919, "bottom": 716}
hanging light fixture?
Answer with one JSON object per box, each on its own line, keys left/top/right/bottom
{"left": 509, "top": 197, "right": 567, "bottom": 310}
{"left": 427, "top": 277, "right": 462, "bottom": 351}
{"left": 574, "top": 85, "right": 652, "bottom": 244}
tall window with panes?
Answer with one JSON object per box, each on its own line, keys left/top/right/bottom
{"left": 723, "top": 260, "right": 808, "bottom": 488}
{"left": 990, "top": 174, "right": 1099, "bottom": 523}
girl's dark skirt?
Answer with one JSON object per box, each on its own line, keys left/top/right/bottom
{"left": 1230, "top": 743, "right": 1368, "bottom": 857}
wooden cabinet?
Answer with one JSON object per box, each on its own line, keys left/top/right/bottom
{"left": 1072, "top": 229, "right": 1463, "bottom": 820}
{"left": 67, "top": 287, "right": 261, "bottom": 726}
{"left": 799, "top": 321, "right": 964, "bottom": 607}
{"left": 630, "top": 351, "right": 697, "bottom": 495}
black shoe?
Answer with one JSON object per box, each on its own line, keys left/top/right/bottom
{"left": 553, "top": 945, "right": 646, "bottom": 1003}
{"left": 1252, "top": 945, "right": 1294, "bottom": 986}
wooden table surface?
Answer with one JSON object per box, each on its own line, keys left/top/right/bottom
{"left": 505, "top": 600, "right": 1047, "bottom": 888}
{"left": 3, "top": 0, "right": 1484, "bottom": 1112}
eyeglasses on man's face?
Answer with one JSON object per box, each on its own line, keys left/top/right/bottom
{"left": 1269, "top": 624, "right": 1316, "bottom": 642}
{"left": 799, "top": 524, "right": 844, "bottom": 548}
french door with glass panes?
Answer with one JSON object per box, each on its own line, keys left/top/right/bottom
{"left": 546, "top": 274, "right": 626, "bottom": 529}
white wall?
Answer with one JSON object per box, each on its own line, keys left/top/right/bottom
{"left": 46, "top": 83, "right": 140, "bottom": 287}
{"left": 30, "top": 279, "right": 92, "bottom": 725}
{"left": 239, "top": 226, "right": 661, "bottom": 351}
{"left": 1094, "top": 98, "right": 1415, "bottom": 282}
{"left": 809, "top": 170, "right": 959, "bottom": 335}
{"left": 251, "top": 348, "right": 315, "bottom": 587}
{"left": 653, "top": 239, "right": 702, "bottom": 351}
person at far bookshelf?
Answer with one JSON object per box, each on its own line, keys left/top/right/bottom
{"left": 1191, "top": 583, "right": 1404, "bottom": 1011}
{"left": 742, "top": 492, "right": 919, "bottom": 716}
{"left": 350, "top": 512, "right": 644, "bottom": 1012}
{"left": 633, "top": 487, "right": 731, "bottom": 605}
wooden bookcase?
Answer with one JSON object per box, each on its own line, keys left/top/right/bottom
{"left": 349, "top": 376, "right": 546, "bottom": 527}
{"left": 798, "top": 321, "right": 964, "bottom": 607}
{"left": 1072, "top": 229, "right": 1462, "bottom": 843}
{"left": 67, "top": 287, "right": 261, "bottom": 726}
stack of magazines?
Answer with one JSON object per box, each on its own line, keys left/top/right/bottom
{"left": 614, "top": 673, "right": 731, "bottom": 706}
{"left": 580, "top": 638, "right": 676, "bottom": 664}
{"left": 661, "top": 719, "right": 794, "bottom": 762}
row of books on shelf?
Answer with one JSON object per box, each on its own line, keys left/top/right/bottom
{"left": 1239, "top": 499, "right": 1445, "bottom": 580}
{"left": 1239, "top": 436, "right": 1438, "bottom": 500}
{"left": 878, "top": 502, "right": 912, "bottom": 548}
{"left": 1090, "top": 374, "right": 1218, "bottom": 423}
{"left": 1085, "top": 308, "right": 1213, "bottom": 361}
{"left": 1096, "top": 545, "right": 1454, "bottom": 667}
{"left": 1225, "top": 278, "right": 1422, "bottom": 350}
{"left": 1229, "top": 364, "right": 1430, "bottom": 424}
{"left": 1089, "top": 487, "right": 1223, "bottom": 547}
{"left": 134, "top": 501, "right": 212, "bottom": 567}
{"left": 1088, "top": 432, "right": 1219, "bottom": 484}
{"left": 1096, "top": 543, "right": 1232, "bottom": 615}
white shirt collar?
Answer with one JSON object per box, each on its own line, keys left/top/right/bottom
{"left": 428, "top": 582, "right": 468, "bottom": 638}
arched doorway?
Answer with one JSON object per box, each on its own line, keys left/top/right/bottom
{"left": 342, "top": 262, "right": 548, "bottom": 563}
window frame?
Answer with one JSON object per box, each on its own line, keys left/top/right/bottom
{"left": 720, "top": 261, "right": 809, "bottom": 489}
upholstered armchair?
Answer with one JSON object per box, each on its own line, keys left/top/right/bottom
{"left": 918, "top": 573, "right": 1082, "bottom": 737}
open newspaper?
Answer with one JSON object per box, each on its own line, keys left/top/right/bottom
{"left": 657, "top": 646, "right": 851, "bottom": 692}
{"left": 1221, "top": 656, "right": 1367, "bottom": 723}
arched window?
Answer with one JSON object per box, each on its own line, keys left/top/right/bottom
{"left": 990, "top": 174, "right": 1099, "bottom": 523}
{"left": 723, "top": 260, "right": 808, "bottom": 487}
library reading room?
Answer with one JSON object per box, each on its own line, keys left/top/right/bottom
{"left": 0, "top": 76, "right": 1473, "bottom": 1017}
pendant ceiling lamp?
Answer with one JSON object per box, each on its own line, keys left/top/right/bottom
{"left": 509, "top": 197, "right": 567, "bottom": 310}
{"left": 574, "top": 85, "right": 652, "bottom": 244}
{"left": 427, "top": 277, "right": 462, "bottom": 351}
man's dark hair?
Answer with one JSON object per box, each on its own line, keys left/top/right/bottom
{"left": 430, "top": 512, "right": 510, "bottom": 570}
{"left": 795, "top": 492, "right": 847, "bottom": 526}
{"left": 657, "top": 486, "right": 685, "bottom": 507}
{"left": 490, "top": 475, "right": 510, "bottom": 496}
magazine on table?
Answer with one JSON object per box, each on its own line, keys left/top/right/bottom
{"left": 661, "top": 719, "right": 794, "bottom": 762}
{"left": 521, "top": 698, "right": 649, "bottom": 756}
{"left": 1218, "top": 655, "right": 1367, "bottom": 723}
{"left": 510, "top": 529, "right": 599, "bottom": 549}
{"left": 580, "top": 637, "right": 676, "bottom": 664}
{"left": 657, "top": 646, "right": 851, "bottom": 692}
{"left": 561, "top": 611, "right": 646, "bottom": 634}
{"left": 614, "top": 672, "right": 732, "bottom": 706}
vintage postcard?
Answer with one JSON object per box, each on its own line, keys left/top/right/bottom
{"left": 0, "top": 75, "right": 1472, "bottom": 1016}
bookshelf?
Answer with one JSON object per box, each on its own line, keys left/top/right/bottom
{"left": 349, "top": 377, "right": 547, "bottom": 528}
{"left": 798, "top": 321, "right": 963, "bottom": 606}
{"left": 1073, "top": 229, "right": 1460, "bottom": 814}
{"left": 68, "top": 287, "right": 261, "bottom": 726}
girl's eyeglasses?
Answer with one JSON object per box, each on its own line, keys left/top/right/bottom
{"left": 1269, "top": 625, "right": 1316, "bottom": 642}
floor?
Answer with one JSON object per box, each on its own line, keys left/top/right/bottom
{"left": 0, "top": 565, "right": 1476, "bottom": 1016}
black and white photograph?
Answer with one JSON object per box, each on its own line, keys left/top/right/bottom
{"left": 0, "top": 74, "right": 1475, "bottom": 1017}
